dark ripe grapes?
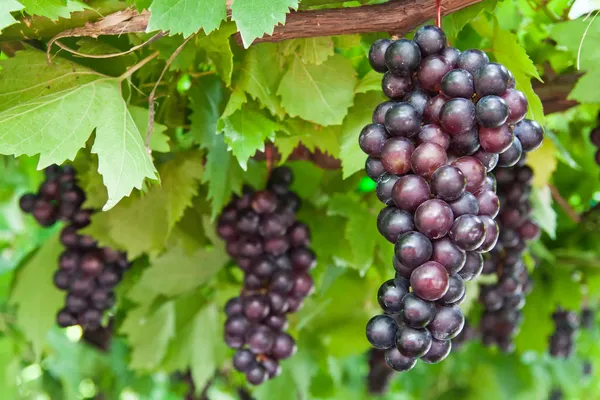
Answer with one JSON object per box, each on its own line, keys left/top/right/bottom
{"left": 395, "top": 231, "right": 433, "bottom": 269}
{"left": 519, "top": 220, "right": 540, "bottom": 241}
{"left": 377, "top": 207, "right": 415, "bottom": 243}
{"left": 53, "top": 270, "right": 72, "bottom": 290}
{"left": 384, "top": 39, "right": 421, "bottom": 73}
{"left": 449, "top": 214, "right": 486, "bottom": 251}
{"left": 385, "top": 347, "right": 417, "bottom": 372}
{"left": 378, "top": 279, "right": 409, "bottom": 314}
{"left": 246, "top": 325, "right": 275, "bottom": 354}
{"left": 497, "top": 137, "right": 523, "bottom": 167}
{"left": 417, "top": 124, "right": 450, "bottom": 150}
{"left": 396, "top": 324, "right": 433, "bottom": 358}
{"left": 476, "top": 95, "right": 509, "bottom": 128}
{"left": 476, "top": 190, "right": 500, "bottom": 218}
{"left": 270, "top": 270, "right": 294, "bottom": 294}
{"left": 243, "top": 295, "right": 270, "bottom": 322}
{"left": 376, "top": 173, "right": 399, "bottom": 205}
{"left": 474, "top": 62, "right": 509, "bottom": 97}
{"left": 420, "top": 338, "right": 451, "bottom": 364}
{"left": 81, "top": 308, "right": 102, "bottom": 330}
{"left": 262, "top": 357, "right": 281, "bottom": 379}
{"left": 414, "top": 199, "right": 454, "bottom": 240}
{"left": 448, "top": 192, "right": 479, "bottom": 217}
{"left": 393, "top": 255, "right": 416, "bottom": 279}
{"left": 514, "top": 119, "right": 544, "bottom": 152}
{"left": 428, "top": 305, "right": 465, "bottom": 340}
{"left": 423, "top": 94, "right": 447, "bottom": 124}
{"left": 441, "top": 69, "right": 474, "bottom": 99}
{"left": 590, "top": 127, "right": 600, "bottom": 147}
{"left": 474, "top": 150, "right": 499, "bottom": 172}
{"left": 449, "top": 127, "right": 480, "bottom": 156}
{"left": 432, "top": 237, "right": 466, "bottom": 274}
{"left": 290, "top": 247, "right": 316, "bottom": 270}
{"left": 265, "top": 314, "right": 288, "bottom": 331}
{"left": 418, "top": 55, "right": 452, "bottom": 93}
{"left": 479, "top": 124, "right": 514, "bottom": 154}
{"left": 234, "top": 349, "right": 256, "bottom": 372}
{"left": 451, "top": 156, "right": 486, "bottom": 193}
{"left": 57, "top": 309, "right": 77, "bottom": 327}
{"left": 373, "top": 101, "right": 396, "bottom": 125}
{"left": 404, "top": 90, "right": 430, "bottom": 115}
{"left": 252, "top": 191, "right": 278, "bottom": 214}
{"left": 382, "top": 72, "right": 413, "bottom": 99}
{"left": 369, "top": 39, "right": 393, "bottom": 72}
{"left": 237, "top": 210, "right": 260, "bottom": 234}
{"left": 246, "top": 364, "right": 267, "bottom": 385}
{"left": 366, "top": 315, "right": 398, "bottom": 349}
{"left": 430, "top": 165, "right": 466, "bottom": 202}
{"left": 380, "top": 137, "right": 415, "bottom": 175}
{"left": 59, "top": 250, "right": 80, "bottom": 272}
{"left": 438, "top": 274, "right": 465, "bottom": 305}
{"left": 33, "top": 200, "right": 57, "bottom": 226}
{"left": 365, "top": 157, "right": 386, "bottom": 181}
{"left": 457, "top": 49, "right": 489, "bottom": 75}
{"left": 392, "top": 175, "right": 430, "bottom": 212}
{"left": 458, "top": 251, "right": 483, "bottom": 281}
{"left": 292, "top": 273, "right": 314, "bottom": 297}
{"left": 413, "top": 25, "right": 446, "bottom": 56}
{"left": 384, "top": 103, "right": 421, "bottom": 137}
{"left": 502, "top": 89, "right": 528, "bottom": 123}
{"left": 19, "top": 193, "right": 37, "bottom": 213}
{"left": 410, "top": 261, "right": 449, "bottom": 301}
{"left": 410, "top": 142, "right": 447, "bottom": 179}
{"left": 440, "top": 98, "right": 476, "bottom": 135}
{"left": 400, "top": 293, "right": 436, "bottom": 327}
{"left": 288, "top": 223, "right": 310, "bottom": 248}
{"left": 81, "top": 253, "right": 103, "bottom": 276}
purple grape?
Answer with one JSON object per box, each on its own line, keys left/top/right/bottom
{"left": 288, "top": 223, "right": 310, "bottom": 248}
{"left": 417, "top": 124, "right": 450, "bottom": 150}
{"left": 414, "top": 25, "right": 447, "bottom": 56}
{"left": 457, "top": 49, "right": 489, "bottom": 75}
{"left": 246, "top": 325, "right": 275, "bottom": 354}
{"left": 224, "top": 334, "right": 244, "bottom": 349}
{"left": 396, "top": 324, "right": 433, "bottom": 358}
{"left": 81, "top": 309, "right": 102, "bottom": 330}
{"left": 431, "top": 237, "right": 466, "bottom": 274}
{"left": 480, "top": 174, "right": 497, "bottom": 192}
{"left": 246, "top": 364, "right": 267, "bottom": 385}
{"left": 400, "top": 292, "right": 436, "bottom": 327}
{"left": 414, "top": 199, "right": 454, "bottom": 240}
{"left": 393, "top": 255, "right": 416, "bottom": 279}
{"left": 458, "top": 251, "right": 483, "bottom": 281}
{"left": 268, "top": 292, "right": 289, "bottom": 314}
{"left": 376, "top": 173, "right": 400, "bottom": 205}
{"left": 380, "top": 137, "right": 415, "bottom": 175}
{"left": 427, "top": 305, "right": 464, "bottom": 340}
{"left": 448, "top": 192, "right": 479, "bottom": 217}
{"left": 226, "top": 297, "right": 243, "bottom": 316}
{"left": 19, "top": 193, "right": 36, "bottom": 213}
{"left": 476, "top": 95, "right": 509, "bottom": 128}
{"left": 369, "top": 39, "right": 393, "bottom": 72}
{"left": 440, "top": 98, "right": 476, "bottom": 135}
{"left": 32, "top": 200, "right": 57, "bottom": 226}
{"left": 410, "top": 142, "right": 448, "bottom": 179}
{"left": 373, "top": 101, "right": 396, "bottom": 124}
{"left": 366, "top": 315, "right": 397, "bottom": 349}
{"left": 291, "top": 272, "right": 314, "bottom": 298}
{"left": 270, "top": 270, "right": 294, "bottom": 294}
{"left": 81, "top": 252, "right": 103, "bottom": 276}
{"left": 233, "top": 349, "right": 256, "bottom": 372}
{"left": 251, "top": 191, "right": 278, "bottom": 214}
{"left": 418, "top": 55, "right": 452, "bottom": 92}
{"left": 423, "top": 94, "right": 448, "bottom": 124}
{"left": 420, "top": 338, "right": 451, "bottom": 363}
{"left": 501, "top": 89, "right": 528, "bottom": 123}
{"left": 265, "top": 314, "right": 288, "bottom": 331}
{"left": 449, "top": 214, "right": 486, "bottom": 251}
{"left": 262, "top": 357, "right": 281, "bottom": 379}
{"left": 225, "top": 315, "right": 250, "bottom": 337}
{"left": 451, "top": 156, "right": 486, "bottom": 193}
{"left": 449, "top": 126, "right": 480, "bottom": 156}
{"left": 377, "top": 207, "right": 415, "bottom": 243}
{"left": 382, "top": 72, "right": 413, "bottom": 99}
{"left": 438, "top": 274, "right": 465, "bottom": 305}
{"left": 59, "top": 250, "right": 80, "bottom": 272}
{"left": 378, "top": 279, "right": 409, "bottom": 314}
{"left": 441, "top": 47, "right": 460, "bottom": 67}
{"left": 237, "top": 211, "right": 260, "bottom": 234}
{"left": 429, "top": 166, "right": 466, "bottom": 202}
{"left": 497, "top": 137, "right": 523, "bottom": 167}
{"left": 473, "top": 149, "right": 499, "bottom": 172}
{"left": 365, "top": 157, "right": 386, "bottom": 181}
{"left": 441, "top": 69, "right": 474, "bottom": 99}
{"left": 385, "top": 347, "right": 417, "bottom": 371}
{"left": 410, "top": 261, "right": 449, "bottom": 301}
{"left": 514, "top": 119, "right": 544, "bottom": 152}
{"left": 474, "top": 63, "right": 509, "bottom": 97}
{"left": 519, "top": 220, "right": 540, "bottom": 241}
{"left": 395, "top": 232, "right": 433, "bottom": 269}
{"left": 392, "top": 175, "right": 430, "bottom": 212}
{"left": 403, "top": 90, "right": 430, "bottom": 116}
{"left": 384, "top": 39, "right": 421, "bottom": 73}
{"left": 384, "top": 103, "right": 421, "bottom": 137}
{"left": 243, "top": 295, "right": 270, "bottom": 322}
{"left": 57, "top": 309, "right": 77, "bottom": 327}
{"left": 476, "top": 190, "right": 500, "bottom": 218}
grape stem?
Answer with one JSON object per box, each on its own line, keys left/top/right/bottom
{"left": 436, "top": 0, "right": 442, "bottom": 28}
{"left": 549, "top": 184, "right": 581, "bottom": 223}
{"left": 266, "top": 142, "right": 274, "bottom": 177}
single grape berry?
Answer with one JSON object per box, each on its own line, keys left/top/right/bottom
{"left": 476, "top": 95, "right": 509, "bottom": 128}
{"left": 438, "top": 274, "right": 466, "bottom": 305}
{"left": 449, "top": 126, "right": 480, "bottom": 156}
{"left": 380, "top": 137, "right": 415, "bottom": 175}
{"left": 423, "top": 94, "right": 448, "bottom": 124}
{"left": 410, "top": 142, "right": 448, "bottom": 179}
{"left": 376, "top": 173, "right": 400, "bottom": 205}
{"left": 384, "top": 39, "right": 421, "bottom": 73}
{"left": 392, "top": 175, "right": 430, "bottom": 212}
{"left": 395, "top": 324, "right": 433, "bottom": 358}
{"left": 497, "top": 137, "right": 523, "bottom": 167}
{"left": 427, "top": 305, "right": 465, "bottom": 340}
{"left": 385, "top": 347, "right": 417, "bottom": 372}
{"left": 369, "top": 39, "right": 393, "bottom": 72}
{"left": 441, "top": 69, "right": 474, "bottom": 99}
{"left": 366, "top": 315, "right": 398, "bottom": 349}
{"left": 271, "top": 332, "right": 297, "bottom": 359}
{"left": 410, "top": 261, "right": 449, "bottom": 301}
{"left": 457, "top": 251, "right": 483, "bottom": 281}
{"left": 395, "top": 231, "right": 433, "bottom": 269}
{"left": 373, "top": 101, "right": 396, "bottom": 125}
{"left": 400, "top": 292, "right": 436, "bottom": 327}
{"left": 417, "top": 124, "right": 451, "bottom": 150}
{"left": 479, "top": 124, "right": 514, "bottom": 154}
{"left": 404, "top": 90, "right": 430, "bottom": 115}
{"left": 473, "top": 150, "right": 499, "bottom": 172}
{"left": 514, "top": 119, "right": 544, "bottom": 152}
{"left": 414, "top": 199, "right": 454, "bottom": 240}
{"left": 476, "top": 190, "right": 500, "bottom": 218}
{"left": 502, "top": 89, "right": 528, "bottom": 123}
{"left": 430, "top": 165, "right": 466, "bottom": 202}
{"left": 365, "top": 157, "right": 386, "bottom": 181}
{"left": 474, "top": 62, "right": 509, "bottom": 97}
{"left": 377, "top": 207, "right": 415, "bottom": 243}
{"left": 441, "top": 47, "right": 460, "bottom": 67}
{"left": 448, "top": 192, "right": 480, "bottom": 217}
{"left": 378, "top": 279, "right": 409, "bottom": 314}
{"left": 431, "top": 237, "right": 466, "bottom": 275}
{"left": 414, "top": 25, "right": 447, "bottom": 56}
{"left": 382, "top": 72, "right": 413, "bottom": 99}
{"left": 451, "top": 156, "right": 486, "bottom": 193}
{"left": 233, "top": 349, "right": 256, "bottom": 372}
{"left": 246, "top": 364, "right": 267, "bottom": 386}
{"left": 456, "top": 49, "right": 489, "bottom": 75}
{"left": 420, "top": 338, "right": 451, "bottom": 364}
{"left": 418, "top": 55, "right": 452, "bottom": 93}
{"left": 439, "top": 98, "right": 476, "bottom": 135}
{"left": 19, "top": 193, "right": 37, "bottom": 213}
{"left": 384, "top": 103, "right": 421, "bottom": 137}
{"left": 449, "top": 214, "right": 486, "bottom": 251}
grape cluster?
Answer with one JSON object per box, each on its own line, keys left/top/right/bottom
{"left": 216, "top": 167, "right": 316, "bottom": 385}
{"left": 478, "top": 162, "right": 538, "bottom": 351}
{"left": 548, "top": 308, "right": 579, "bottom": 357}
{"left": 362, "top": 25, "right": 543, "bottom": 371}
{"left": 19, "top": 165, "right": 129, "bottom": 330}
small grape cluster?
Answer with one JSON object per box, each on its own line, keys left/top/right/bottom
{"left": 362, "top": 24, "right": 543, "bottom": 372}
{"left": 19, "top": 165, "right": 129, "bottom": 330}
{"left": 216, "top": 167, "right": 316, "bottom": 386}
{"left": 478, "top": 163, "right": 538, "bottom": 351}
{"left": 548, "top": 308, "right": 579, "bottom": 358}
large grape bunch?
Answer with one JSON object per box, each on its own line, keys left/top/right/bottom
{"left": 19, "top": 165, "right": 129, "bottom": 330}
{"left": 216, "top": 167, "right": 316, "bottom": 386}
{"left": 361, "top": 24, "right": 544, "bottom": 372}
{"left": 478, "top": 162, "right": 538, "bottom": 351}
{"left": 548, "top": 308, "right": 579, "bottom": 358}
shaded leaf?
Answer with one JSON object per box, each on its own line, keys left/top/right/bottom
{"left": 148, "top": 0, "right": 226, "bottom": 37}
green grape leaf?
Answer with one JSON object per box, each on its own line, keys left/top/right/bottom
{"left": 217, "top": 106, "right": 281, "bottom": 170}
{"left": 530, "top": 186, "right": 557, "bottom": 239}
{"left": 0, "top": 1, "right": 24, "bottom": 33}
{"left": 277, "top": 119, "right": 341, "bottom": 162}
{"left": 10, "top": 232, "right": 64, "bottom": 360}
{"left": 551, "top": 17, "right": 600, "bottom": 73}
{"left": 19, "top": 0, "right": 85, "bottom": 20}
{"left": 527, "top": 139, "right": 558, "bottom": 188}
{"left": 151, "top": 35, "right": 198, "bottom": 72}
{"left": 130, "top": 0, "right": 152, "bottom": 11}
{"left": 147, "top": 0, "right": 227, "bottom": 37}
{"left": 197, "top": 23, "right": 237, "bottom": 86}
{"left": 281, "top": 37, "right": 334, "bottom": 65}
{"left": 277, "top": 54, "right": 357, "bottom": 126}
{"left": 82, "top": 152, "right": 204, "bottom": 257}
{"left": 128, "top": 106, "right": 170, "bottom": 153}
{"left": 0, "top": 51, "right": 157, "bottom": 210}
{"left": 339, "top": 92, "right": 385, "bottom": 178}
{"left": 231, "top": 0, "right": 299, "bottom": 47}
{"left": 443, "top": 0, "right": 499, "bottom": 40}
{"left": 119, "top": 301, "right": 176, "bottom": 371}
{"left": 355, "top": 70, "right": 382, "bottom": 94}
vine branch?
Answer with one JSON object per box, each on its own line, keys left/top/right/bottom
{"left": 549, "top": 184, "right": 581, "bottom": 223}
